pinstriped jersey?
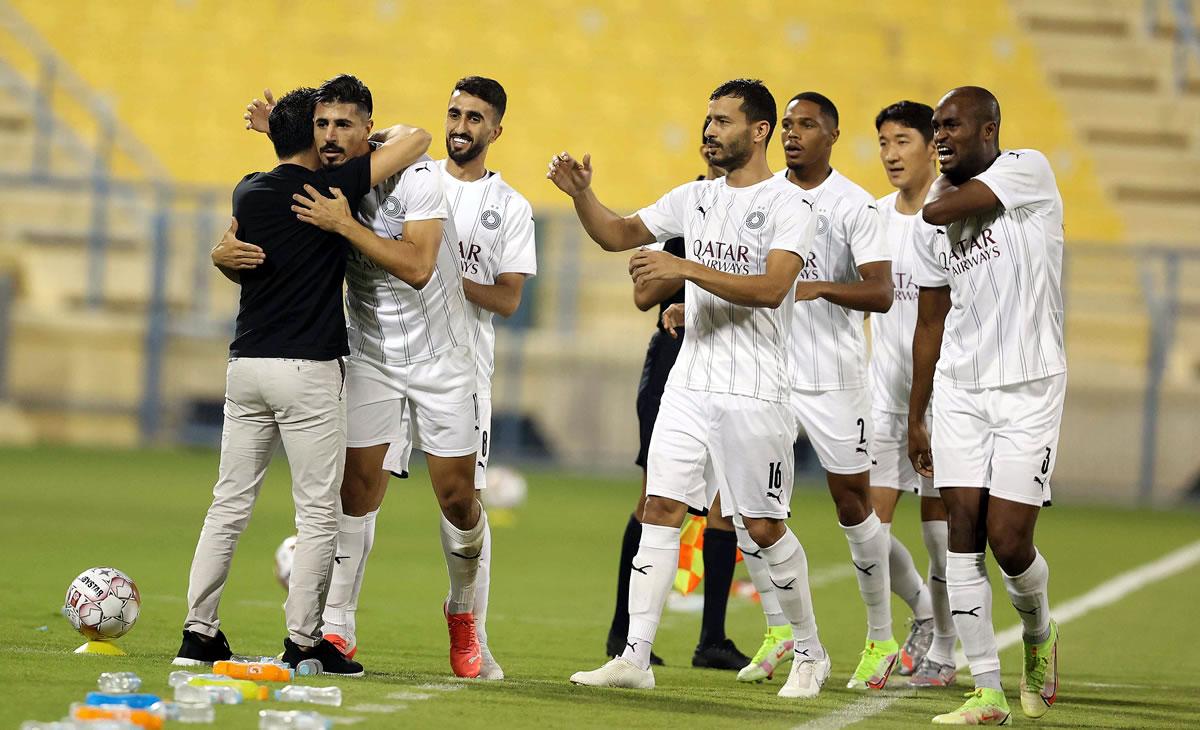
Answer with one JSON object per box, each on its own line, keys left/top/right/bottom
{"left": 637, "top": 175, "right": 816, "bottom": 404}
{"left": 344, "top": 154, "right": 471, "bottom": 366}
{"left": 869, "top": 192, "right": 935, "bottom": 414}
{"left": 910, "top": 149, "right": 1066, "bottom": 389}
{"left": 782, "top": 169, "right": 890, "bottom": 391}
{"left": 440, "top": 160, "right": 538, "bottom": 396}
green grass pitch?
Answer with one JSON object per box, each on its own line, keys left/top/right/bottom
{"left": 2, "top": 446, "right": 1198, "bottom": 728}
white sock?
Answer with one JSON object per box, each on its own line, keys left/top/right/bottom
{"left": 621, "top": 523, "right": 680, "bottom": 670}
{"left": 947, "top": 551, "right": 1001, "bottom": 686}
{"left": 760, "top": 528, "right": 823, "bottom": 659}
{"left": 473, "top": 515, "right": 493, "bottom": 647}
{"left": 1002, "top": 549, "right": 1051, "bottom": 644}
{"left": 842, "top": 511, "right": 893, "bottom": 641}
{"left": 882, "top": 523, "right": 933, "bottom": 621}
{"left": 733, "top": 518, "right": 787, "bottom": 628}
{"left": 921, "top": 520, "right": 956, "bottom": 665}
{"left": 322, "top": 509, "right": 377, "bottom": 645}
{"left": 440, "top": 507, "right": 486, "bottom": 615}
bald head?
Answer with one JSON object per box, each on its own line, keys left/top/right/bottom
{"left": 932, "top": 86, "right": 1002, "bottom": 183}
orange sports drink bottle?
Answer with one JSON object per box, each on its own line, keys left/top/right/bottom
{"left": 71, "top": 702, "right": 164, "bottom": 730}
{"left": 213, "top": 659, "right": 295, "bottom": 682}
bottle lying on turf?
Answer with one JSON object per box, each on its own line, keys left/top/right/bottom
{"left": 214, "top": 660, "right": 294, "bottom": 682}
{"left": 70, "top": 702, "right": 164, "bottom": 730}
{"left": 274, "top": 685, "right": 342, "bottom": 707}
{"left": 174, "top": 681, "right": 243, "bottom": 705}
{"left": 258, "top": 709, "right": 331, "bottom": 730}
{"left": 84, "top": 693, "right": 161, "bottom": 709}
{"left": 97, "top": 672, "right": 142, "bottom": 693}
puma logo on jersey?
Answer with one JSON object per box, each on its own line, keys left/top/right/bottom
{"left": 696, "top": 205, "right": 707, "bottom": 218}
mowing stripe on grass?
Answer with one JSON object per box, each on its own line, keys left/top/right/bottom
{"left": 794, "top": 538, "right": 1200, "bottom": 729}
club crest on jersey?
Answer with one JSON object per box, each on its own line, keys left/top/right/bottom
{"left": 481, "top": 209, "right": 502, "bottom": 231}
{"left": 382, "top": 195, "right": 402, "bottom": 217}
{"left": 744, "top": 210, "right": 766, "bottom": 230}
{"left": 816, "top": 214, "right": 830, "bottom": 235}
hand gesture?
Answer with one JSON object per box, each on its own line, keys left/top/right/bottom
{"left": 211, "top": 217, "right": 265, "bottom": 269}
{"left": 661, "top": 302, "right": 686, "bottom": 339}
{"left": 629, "top": 249, "right": 687, "bottom": 285}
{"left": 908, "top": 419, "right": 934, "bottom": 478}
{"left": 292, "top": 185, "right": 353, "bottom": 232}
{"left": 546, "top": 152, "right": 592, "bottom": 197}
{"left": 244, "top": 89, "right": 275, "bottom": 133}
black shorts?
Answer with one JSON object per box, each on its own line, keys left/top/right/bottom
{"left": 634, "top": 329, "right": 683, "bottom": 469}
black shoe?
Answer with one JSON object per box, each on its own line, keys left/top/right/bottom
{"left": 606, "top": 633, "right": 664, "bottom": 666}
{"left": 282, "top": 637, "right": 364, "bottom": 677}
{"left": 172, "top": 629, "right": 233, "bottom": 666}
{"left": 692, "top": 638, "right": 750, "bottom": 670}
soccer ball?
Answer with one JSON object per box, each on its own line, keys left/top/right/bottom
{"left": 274, "top": 535, "right": 297, "bottom": 590}
{"left": 64, "top": 567, "right": 141, "bottom": 641}
{"left": 482, "top": 465, "right": 528, "bottom": 510}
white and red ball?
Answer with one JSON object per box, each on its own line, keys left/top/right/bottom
{"left": 64, "top": 567, "right": 141, "bottom": 641}
{"left": 274, "top": 535, "right": 297, "bottom": 590}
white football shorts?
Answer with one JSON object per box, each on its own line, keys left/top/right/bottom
{"left": 345, "top": 344, "right": 478, "bottom": 457}
{"left": 870, "top": 409, "right": 936, "bottom": 497}
{"left": 647, "top": 386, "right": 795, "bottom": 520}
{"left": 790, "top": 385, "right": 874, "bottom": 475}
{"left": 931, "top": 373, "right": 1065, "bottom": 507}
{"left": 383, "top": 394, "right": 490, "bottom": 490}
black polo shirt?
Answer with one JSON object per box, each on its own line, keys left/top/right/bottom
{"left": 228, "top": 154, "right": 372, "bottom": 360}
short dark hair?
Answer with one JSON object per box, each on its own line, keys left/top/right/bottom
{"left": 709, "top": 78, "right": 777, "bottom": 144}
{"left": 453, "top": 76, "right": 507, "bottom": 121}
{"left": 268, "top": 87, "right": 317, "bottom": 159}
{"left": 875, "top": 100, "right": 935, "bottom": 142}
{"left": 789, "top": 91, "right": 839, "bottom": 129}
{"left": 315, "top": 74, "right": 372, "bottom": 118}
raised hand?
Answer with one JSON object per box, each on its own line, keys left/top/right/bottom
{"left": 292, "top": 185, "right": 352, "bottom": 232}
{"left": 211, "top": 217, "right": 265, "bottom": 269}
{"left": 546, "top": 151, "right": 593, "bottom": 197}
{"left": 244, "top": 88, "right": 275, "bottom": 133}
{"left": 661, "top": 302, "right": 686, "bottom": 339}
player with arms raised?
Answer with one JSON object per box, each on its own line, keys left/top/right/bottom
{"left": 911, "top": 86, "right": 1064, "bottom": 725}
{"left": 550, "top": 79, "right": 829, "bottom": 699}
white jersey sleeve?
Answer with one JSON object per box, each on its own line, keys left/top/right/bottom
{"left": 910, "top": 222, "right": 950, "bottom": 288}
{"left": 846, "top": 199, "right": 890, "bottom": 266}
{"left": 497, "top": 195, "right": 538, "bottom": 276}
{"left": 637, "top": 182, "right": 693, "bottom": 241}
{"left": 974, "top": 149, "right": 1058, "bottom": 214}
{"left": 399, "top": 160, "right": 449, "bottom": 222}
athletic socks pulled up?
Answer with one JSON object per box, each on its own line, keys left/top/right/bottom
{"left": 760, "top": 528, "right": 823, "bottom": 659}
{"left": 842, "top": 511, "right": 893, "bottom": 641}
{"left": 881, "top": 522, "right": 933, "bottom": 621}
{"left": 1002, "top": 548, "right": 1052, "bottom": 644}
{"left": 734, "top": 518, "right": 788, "bottom": 628}
{"left": 440, "top": 507, "right": 487, "bottom": 615}
{"left": 608, "top": 514, "right": 642, "bottom": 642}
{"left": 322, "top": 508, "right": 378, "bottom": 643}
{"left": 622, "top": 523, "right": 680, "bottom": 670}
{"left": 947, "top": 551, "right": 1001, "bottom": 687}
{"left": 473, "top": 512, "right": 493, "bottom": 646}
{"left": 921, "top": 520, "right": 957, "bottom": 665}
{"left": 698, "top": 527, "right": 737, "bottom": 646}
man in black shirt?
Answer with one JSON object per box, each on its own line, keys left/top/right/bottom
{"left": 174, "top": 86, "right": 431, "bottom": 674}
{"left": 603, "top": 140, "right": 749, "bottom": 671}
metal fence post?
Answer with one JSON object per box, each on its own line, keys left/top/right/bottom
{"left": 1137, "top": 251, "right": 1181, "bottom": 503}
{"left": 139, "top": 184, "right": 172, "bottom": 442}
{"left": 0, "top": 272, "right": 13, "bottom": 401}
{"left": 85, "top": 111, "right": 114, "bottom": 309}
{"left": 191, "top": 193, "right": 217, "bottom": 319}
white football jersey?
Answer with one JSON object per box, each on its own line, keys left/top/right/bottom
{"left": 345, "top": 155, "right": 471, "bottom": 366}
{"left": 440, "top": 160, "right": 538, "bottom": 396}
{"left": 869, "top": 192, "right": 936, "bottom": 414}
{"left": 637, "top": 175, "right": 815, "bottom": 404}
{"left": 911, "top": 149, "right": 1066, "bottom": 389}
{"left": 782, "top": 169, "right": 890, "bottom": 391}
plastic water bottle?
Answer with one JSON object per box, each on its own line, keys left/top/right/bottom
{"left": 98, "top": 672, "right": 143, "bottom": 693}
{"left": 294, "top": 659, "right": 322, "bottom": 677}
{"left": 69, "top": 702, "right": 165, "bottom": 730}
{"left": 273, "top": 685, "right": 342, "bottom": 707}
{"left": 168, "top": 671, "right": 212, "bottom": 689}
{"left": 257, "top": 709, "right": 331, "bottom": 729}
{"left": 174, "top": 682, "right": 243, "bottom": 705}
{"left": 214, "top": 660, "right": 294, "bottom": 682}
{"left": 85, "top": 693, "right": 162, "bottom": 709}
{"left": 179, "top": 675, "right": 269, "bottom": 701}
{"left": 22, "top": 722, "right": 139, "bottom": 730}
{"left": 164, "top": 701, "right": 215, "bottom": 724}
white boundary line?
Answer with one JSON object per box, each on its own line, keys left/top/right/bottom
{"left": 794, "top": 538, "right": 1200, "bottom": 729}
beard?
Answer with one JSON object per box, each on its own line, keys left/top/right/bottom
{"left": 447, "top": 137, "right": 485, "bottom": 165}
{"left": 707, "top": 138, "right": 750, "bottom": 171}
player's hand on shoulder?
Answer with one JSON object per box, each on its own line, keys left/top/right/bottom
{"left": 629, "top": 248, "right": 687, "bottom": 284}
{"left": 907, "top": 420, "right": 933, "bottom": 478}
{"left": 546, "top": 151, "right": 592, "bottom": 197}
{"left": 211, "top": 217, "right": 265, "bottom": 269}
{"left": 244, "top": 89, "right": 274, "bottom": 134}
{"left": 661, "top": 302, "right": 685, "bottom": 339}
{"left": 292, "top": 184, "right": 352, "bottom": 232}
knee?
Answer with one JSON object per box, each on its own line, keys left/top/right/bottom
{"left": 743, "top": 518, "right": 785, "bottom": 548}
{"left": 339, "top": 471, "right": 378, "bottom": 516}
{"left": 987, "top": 533, "right": 1034, "bottom": 574}
{"left": 438, "top": 488, "right": 476, "bottom": 525}
{"left": 641, "top": 496, "right": 686, "bottom": 527}
{"left": 829, "top": 476, "right": 870, "bottom": 523}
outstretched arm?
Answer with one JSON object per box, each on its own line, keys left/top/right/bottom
{"left": 293, "top": 185, "right": 440, "bottom": 289}
{"left": 630, "top": 248, "right": 803, "bottom": 308}
{"left": 546, "top": 152, "right": 655, "bottom": 251}
{"left": 795, "top": 260, "right": 894, "bottom": 313}
{"left": 907, "top": 285, "right": 951, "bottom": 477}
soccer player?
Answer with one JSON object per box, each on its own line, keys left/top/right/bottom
{"left": 910, "top": 86, "right": 1063, "bottom": 724}
{"left": 551, "top": 79, "right": 828, "bottom": 698}
{"left": 607, "top": 135, "right": 749, "bottom": 672}
{"left": 379, "top": 76, "right": 538, "bottom": 680}
{"left": 870, "top": 100, "right": 958, "bottom": 687}
{"left": 221, "top": 75, "right": 488, "bottom": 678}
{"left": 175, "top": 86, "right": 430, "bottom": 675}
{"left": 768, "top": 91, "right": 898, "bottom": 690}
